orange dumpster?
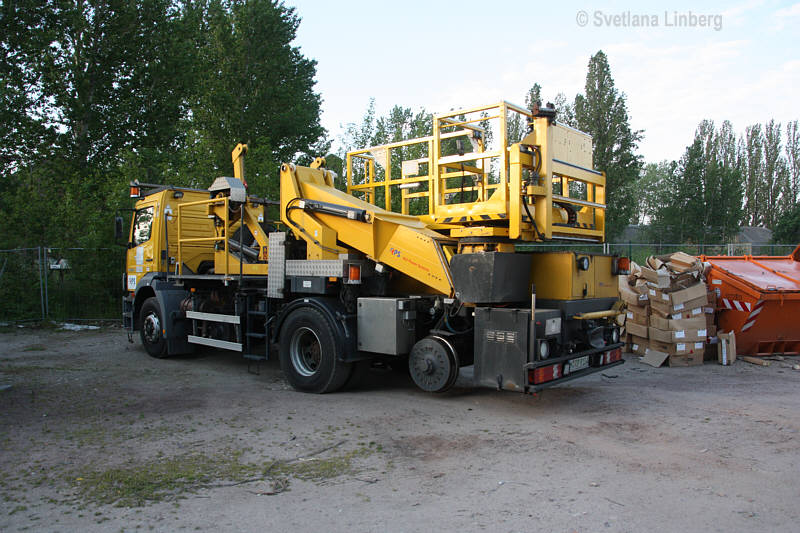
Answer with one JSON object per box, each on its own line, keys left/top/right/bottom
{"left": 700, "top": 245, "right": 800, "bottom": 356}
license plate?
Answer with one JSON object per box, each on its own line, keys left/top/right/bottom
{"left": 566, "top": 355, "right": 589, "bottom": 374}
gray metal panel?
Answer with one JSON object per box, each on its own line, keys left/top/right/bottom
{"left": 268, "top": 232, "right": 286, "bottom": 298}
{"left": 286, "top": 259, "right": 347, "bottom": 277}
{"left": 451, "top": 252, "right": 533, "bottom": 304}
{"left": 187, "top": 335, "right": 243, "bottom": 351}
{"left": 356, "top": 297, "right": 416, "bottom": 355}
{"left": 186, "top": 310, "right": 240, "bottom": 324}
{"left": 473, "top": 307, "right": 531, "bottom": 392}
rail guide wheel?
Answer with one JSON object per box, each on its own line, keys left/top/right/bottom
{"left": 408, "top": 335, "right": 459, "bottom": 393}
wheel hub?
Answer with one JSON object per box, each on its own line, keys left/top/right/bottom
{"left": 143, "top": 313, "right": 161, "bottom": 344}
{"left": 408, "top": 336, "right": 459, "bottom": 392}
{"left": 290, "top": 326, "right": 322, "bottom": 377}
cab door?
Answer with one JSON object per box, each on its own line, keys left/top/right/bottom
{"left": 126, "top": 200, "right": 160, "bottom": 291}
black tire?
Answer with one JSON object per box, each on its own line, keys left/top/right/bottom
{"left": 278, "top": 307, "right": 352, "bottom": 393}
{"left": 139, "top": 297, "right": 168, "bottom": 358}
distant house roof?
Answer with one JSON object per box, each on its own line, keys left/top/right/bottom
{"left": 735, "top": 226, "right": 773, "bottom": 245}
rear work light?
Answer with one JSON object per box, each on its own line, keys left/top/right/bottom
{"left": 612, "top": 256, "right": 631, "bottom": 275}
{"left": 347, "top": 264, "right": 361, "bottom": 283}
{"left": 130, "top": 186, "right": 141, "bottom": 198}
{"left": 530, "top": 363, "right": 562, "bottom": 385}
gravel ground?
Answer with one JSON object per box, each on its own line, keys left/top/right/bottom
{"left": 1, "top": 325, "right": 799, "bottom": 532}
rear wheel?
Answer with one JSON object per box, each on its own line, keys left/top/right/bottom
{"left": 279, "top": 307, "right": 352, "bottom": 393}
{"left": 140, "top": 297, "right": 168, "bottom": 358}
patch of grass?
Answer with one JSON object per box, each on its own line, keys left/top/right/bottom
{"left": 71, "top": 444, "right": 378, "bottom": 507}
{"left": 72, "top": 450, "right": 259, "bottom": 507}
{"left": 9, "top": 504, "right": 27, "bottom": 515}
{"left": 269, "top": 447, "right": 372, "bottom": 482}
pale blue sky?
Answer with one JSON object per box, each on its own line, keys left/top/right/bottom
{"left": 292, "top": 0, "right": 800, "bottom": 162}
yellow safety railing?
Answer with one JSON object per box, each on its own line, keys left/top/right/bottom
{"left": 346, "top": 101, "right": 607, "bottom": 243}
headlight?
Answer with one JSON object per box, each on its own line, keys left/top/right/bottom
{"left": 577, "top": 256, "right": 590, "bottom": 271}
{"left": 611, "top": 327, "right": 620, "bottom": 344}
{"left": 539, "top": 340, "right": 550, "bottom": 359}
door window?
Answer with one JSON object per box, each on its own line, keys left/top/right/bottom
{"left": 132, "top": 206, "right": 155, "bottom": 246}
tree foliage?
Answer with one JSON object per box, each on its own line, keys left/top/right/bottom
{"left": 0, "top": 0, "right": 324, "bottom": 250}
{"left": 574, "top": 51, "right": 643, "bottom": 240}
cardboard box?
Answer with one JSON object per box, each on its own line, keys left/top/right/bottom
{"left": 639, "top": 266, "right": 671, "bottom": 288}
{"left": 626, "top": 322, "right": 648, "bottom": 339}
{"left": 626, "top": 308, "right": 649, "bottom": 326}
{"left": 619, "top": 282, "right": 648, "bottom": 306}
{"left": 668, "top": 282, "right": 707, "bottom": 307}
{"left": 669, "top": 351, "right": 704, "bottom": 367}
{"left": 627, "top": 335, "right": 648, "bottom": 355}
{"left": 633, "top": 278, "right": 650, "bottom": 295}
{"left": 718, "top": 331, "right": 737, "bottom": 365}
{"left": 649, "top": 314, "right": 706, "bottom": 331}
{"left": 642, "top": 348, "right": 669, "bottom": 367}
{"left": 648, "top": 339, "right": 705, "bottom": 356}
{"left": 706, "top": 324, "right": 717, "bottom": 337}
{"left": 650, "top": 294, "right": 708, "bottom": 316}
{"left": 668, "top": 251, "right": 698, "bottom": 272}
{"left": 648, "top": 327, "right": 707, "bottom": 343}
{"left": 648, "top": 287, "right": 673, "bottom": 305}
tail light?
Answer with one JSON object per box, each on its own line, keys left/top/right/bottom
{"left": 529, "top": 363, "right": 562, "bottom": 385}
{"left": 601, "top": 348, "right": 622, "bottom": 364}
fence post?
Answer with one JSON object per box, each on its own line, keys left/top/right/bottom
{"left": 38, "top": 246, "right": 45, "bottom": 320}
{"left": 43, "top": 247, "right": 49, "bottom": 318}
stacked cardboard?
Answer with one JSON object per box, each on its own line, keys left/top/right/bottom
{"left": 622, "top": 252, "right": 712, "bottom": 367}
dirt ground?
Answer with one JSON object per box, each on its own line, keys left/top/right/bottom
{"left": 1, "top": 326, "right": 799, "bottom": 532}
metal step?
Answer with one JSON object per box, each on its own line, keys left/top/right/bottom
{"left": 243, "top": 353, "right": 267, "bottom": 361}
{"left": 246, "top": 332, "right": 267, "bottom": 339}
{"left": 187, "top": 335, "right": 242, "bottom": 352}
{"left": 186, "top": 311, "right": 240, "bottom": 324}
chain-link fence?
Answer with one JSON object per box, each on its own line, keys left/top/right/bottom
{"left": 1, "top": 242, "right": 798, "bottom": 323}
{"left": 0, "top": 247, "right": 122, "bottom": 323}
{"left": 517, "top": 242, "right": 798, "bottom": 266}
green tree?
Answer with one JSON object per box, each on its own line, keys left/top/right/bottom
{"left": 762, "top": 120, "right": 788, "bottom": 228}
{"left": 182, "top": 0, "right": 324, "bottom": 199}
{"left": 574, "top": 51, "right": 643, "bottom": 240}
{"left": 650, "top": 122, "right": 743, "bottom": 243}
{"left": 634, "top": 161, "right": 671, "bottom": 225}
{"left": 786, "top": 120, "right": 800, "bottom": 205}
{"left": 772, "top": 202, "right": 800, "bottom": 243}
{"left": 741, "top": 124, "right": 764, "bottom": 226}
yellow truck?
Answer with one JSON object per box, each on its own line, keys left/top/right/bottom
{"left": 119, "top": 101, "right": 626, "bottom": 393}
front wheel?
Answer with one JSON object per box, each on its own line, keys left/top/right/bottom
{"left": 139, "top": 297, "right": 168, "bottom": 358}
{"left": 279, "top": 307, "right": 352, "bottom": 393}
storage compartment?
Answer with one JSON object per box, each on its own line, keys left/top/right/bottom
{"left": 356, "top": 297, "right": 417, "bottom": 355}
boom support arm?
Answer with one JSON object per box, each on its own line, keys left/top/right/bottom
{"left": 279, "top": 163, "right": 455, "bottom": 295}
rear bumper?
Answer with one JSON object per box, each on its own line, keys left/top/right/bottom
{"left": 529, "top": 359, "right": 623, "bottom": 392}
{"left": 526, "top": 343, "right": 625, "bottom": 393}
